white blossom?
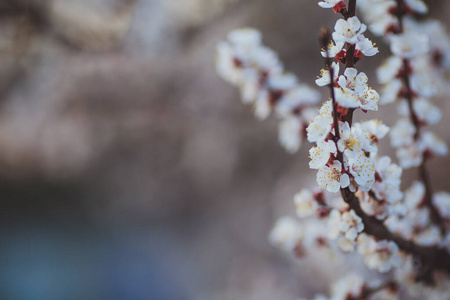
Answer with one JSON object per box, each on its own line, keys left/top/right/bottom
{"left": 307, "top": 114, "right": 332, "bottom": 143}
{"left": 309, "top": 139, "right": 337, "bottom": 169}
{"left": 294, "top": 189, "right": 318, "bottom": 218}
{"left": 404, "top": 0, "right": 428, "bottom": 14}
{"left": 337, "top": 122, "right": 362, "bottom": 154}
{"left": 334, "top": 87, "right": 360, "bottom": 108}
{"left": 397, "top": 98, "right": 441, "bottom": 125}
{"left": 357, "top": 234, "right": 402, "bottom": 272}
{"left": 336, "top": 68, "right": 379, "bottom": 111}
{"left": 358, "top": 88, "right": 380, "bottom": 111}
{"left": 346, "top": 151, "right": 375, "bottom": 192}
{"left": 269, "top": 216, "right": 303, "bottom": 252}
{"left": 396, "top": 143, "right": 423, "bottom": 168}
{"left": 371, "top": 156, "right": 403, "bottom": 206}
{"left": 390, "top": 33, "right": 429, "bottom": 59}
{"left": 410, "top": 68, "right": 438, "bottom": 98}
{"left": 354, "top": 119, "right": 389, "bottom": 153}
{"left": 330, "top": 273, "right": 365, "bottom": 300}
{"left": 316, "top": 62, "right": 340, "bottom": 87}
{"left": 254, "top": 90, "right": 271, "bottom": 120}
{"left": 421, "top": 131, "right": 448, "bottom": 157}
{"left": 339, "top": 210, "right": 364, "bottom": 241}
{"left": 279, "top": 115, "right": 304, "bottom": 153}
{"left": 333, "top": 17, "right": 367, "bottom": 44}
{"left": 338, "top": 68, "right": 367, "bottom": 94}
{"left": 380, "top": 79, "right": 402, "bottom": 104}
{"left": 302, "top": 220, "right": 329, "bottom": 250}
{"left": 390, "top": 118, "right": 415, "bottom": 148}
{"left": 217, "top": 28, "right": 321, "bottom": 153}
{"left": 318, "top": 0, "right": 344, "bottom": 9}
{"left": 355, "top": 35, "right": 379, "bottom": 57}
{"left": 414, "top": 225, "right": 441, "bottom": 246}
{"left": 321, "top": 41, "right": 345, "bottom": 58}
{"left": 377, "top": 56, "right": 403, "bottom": 84}
{"left": 317, "top": 160, "right": 350, "bottom": 193}
{"left": 327, "top": 209, "right": 342, "bottom": 240}
{"left": 420, "top": 20, "right": 450, "bottom": 69}
{"left": 276, "top": 85, "right": 320, "bottom": 116}
{"left": 228, "top": 28, "right": 262, "bottom": 48}
{"left": 358, "top": 0, "right": 398, "bottom": 36}
{"left": 319, "top": 100, "right": 334, "bottom": 119}
{"left": 405, "top": 181, "right": 425, "bottom": 208}
{"left": 433, "top": 192, "right": 450, "bottom": 220}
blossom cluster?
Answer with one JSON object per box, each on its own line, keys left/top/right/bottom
{"left": 384, "top": 181, "right": 450, "bottom": 247}
{"left": 394, "top": 256, "right": 450, "bottom": 300}
{"left": 299, "top": 273, "right": 400, "bottom": 300}
{"left": 358, "top": 0, "right": 450, "bottom": 168}
{"left": 216, "top": 29, "right": 320, "bottom": 153}
{"left": 270, "top": 1, "right": 450, "bottom": 299}
{"left": 271, "top": 187, "right": 403, "bottom": 274}
{"left": 320, "top": 17, "right": 379, "bottom": 63}
{"left": 359, "top": 0, "right": 450, "bottom": 257}
{"left": 216, "top": 0, "right": 450, "bottom": 299}
{"left": 308, "top": 16, "right": 381, "bottom": 194}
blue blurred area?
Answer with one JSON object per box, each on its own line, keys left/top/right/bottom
{"left": 0, "top": 227, "right": 187, "bottom": 300}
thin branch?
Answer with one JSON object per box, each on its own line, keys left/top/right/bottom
{"left": 347, "top": 0, "right": 357, "bottom": 18}
{"left": 419, "top": 158, "right": 445, "bottom": 233}
{"left": 401, "top": 59, "right": 421, "bottom": 139}
{"left": 319, "top": 27, "right": 340, "bottom": 142}
{"left": 341, "top": 188, "right": 450, "bottom": 283}
{"left": 344, "top": 0, "right": 357, "bottom": 68}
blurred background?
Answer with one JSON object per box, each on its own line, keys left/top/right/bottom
{"left": 0, "top": 0, "right": 449, "bottom": 299}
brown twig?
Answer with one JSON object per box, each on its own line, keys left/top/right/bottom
{"left": 401, "top": 59, "right": 421, "bottom": 139}
{"left": 319, "top": 27, "right": 340, "bottom": 143}
{"left": 347, "top": 0, "right": 357, "bottom": 18}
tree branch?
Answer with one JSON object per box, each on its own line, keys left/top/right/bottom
{"left": 341, "top": 188, "right": 450, "bottom": 283}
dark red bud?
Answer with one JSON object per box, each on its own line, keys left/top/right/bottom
{"left": 335, "top": 50, "right": 347, "bottom": 63}
{"left": 333, "top": 1, "right": 347, "bottom": 14}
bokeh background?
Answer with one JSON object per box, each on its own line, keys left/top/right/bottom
{"left": 0, "top": 0, "right": 449, "bottom": 299}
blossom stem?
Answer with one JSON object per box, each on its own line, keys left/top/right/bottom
{"left": 344, "top": 0, "right": 358, "bottom": 68}
{"left": 401, "top": 59, "right": 421, "bottom": 139}
{"left": 419, "top": 158, "right": 445, "bottom": 234}
{"left": 342, "top": 108, "right": 354, "bottom": 127}
{"left": 347, "top": 0, "right": 357, "bottom": 18}
{"left": 319, "top": 27, "right": 341, "bottom": 142}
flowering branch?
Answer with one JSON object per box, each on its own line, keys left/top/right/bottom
{"left": 217, "top": 0, "right": 450, "bottom": 298}
{"left": 392, "top": 0, "right": 446, "bottom": 235}
{"left": 316, "top": 0, "right": 450, "bottom": 283}
{"left": 216, "top": 28, "right": 320, "bottom": 153}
